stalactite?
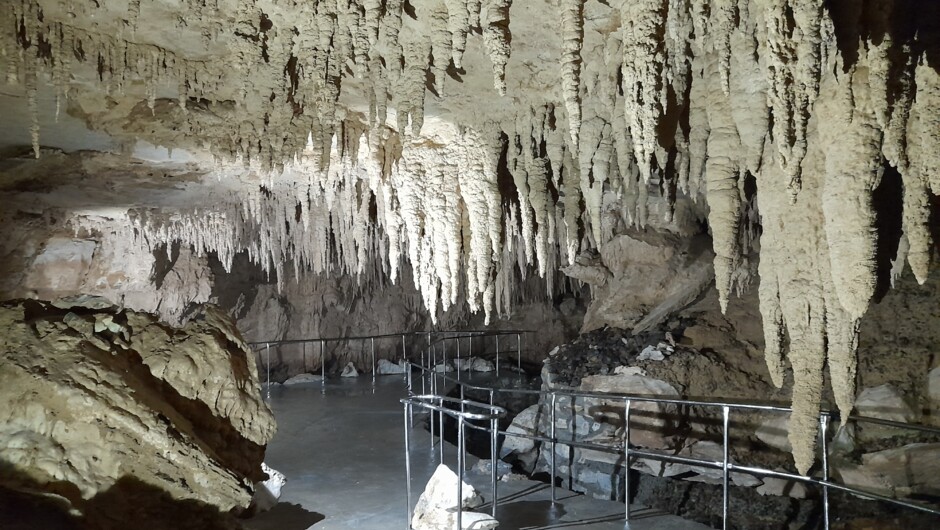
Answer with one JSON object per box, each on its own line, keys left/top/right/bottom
{"left": 755, "top": 0, "right": 823, "bottom": 198}
{"left": 480, "top": 0, "right": 511, "bottom": 95}
{"left": 446, "top": 0, "right": 471, "bottom": 68}
{"left": 819, "top": 65, "right": 880, "bottom": 321}
{"left": 905, "top": 63, "right": 940, "bottom": 282}
{"left": 561, "top": 0, "right": 584, "bottom": 147}
{"left": 620, "top": 0, "right": 668, "bottom": 185}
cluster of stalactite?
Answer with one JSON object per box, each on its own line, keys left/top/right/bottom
{"left": 3, "top": 0, "right": 940, "bottom": 474}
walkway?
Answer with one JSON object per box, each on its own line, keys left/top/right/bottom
{"left": 245, "top": 375, "right": 711, "bottom": 530}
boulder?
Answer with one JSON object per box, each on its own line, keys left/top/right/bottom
{"left": 377, "top": 358, "right": 408, "bottom": 375}
{"left": 251, "top": 463, "right": 287, "bottom": 513}
{"left": 433, "top": 362, "right": 455, "bottom": 373}
{"left": 578, "top": 372, "right": 680, "bottom": 449}
{"left": 283, "top": 373, "right": 323, "bottom": 385}
{"left": 500, "top": 405, "right": 543, "bottom": 457}
{"left": 469, "top": 358, "right": 495, "bottom": 372}
{"left": 561, "top": 233, "right": 715, "bottom": 333}
{"left": 854, "top": 384, "right": 916, "bottom": 440}
{"left": 756, "top": 415, "right": 791, "bottom": 453}
{"left": 341, "top": 362, "right": 359, "bottom": 377}
{"left": 0, "top": 299, "right": 276, "bottom": 515}
{"left": 411, "top": 464, "right": 498, "bottom": 530}
{"left": 835, "top": 443, "right": 940, "bottom": 499}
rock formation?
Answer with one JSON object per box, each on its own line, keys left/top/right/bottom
{"left": 0, "top": 0, "right": 938, "bottom": 475}
{"left": 0, "top": 297, "right": 276, "bottom": 518}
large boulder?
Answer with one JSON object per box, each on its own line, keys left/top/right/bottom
{"left": 854, "top": 384, "right": 916, "bottom": 440}
{"left": 561, "top": 233, "right": 714, "bottom": 333}
{"left": 0, "top": 298, "right": 276, "bottom": 515}
{"left": 835, "top": 443, "right": 940, "bottom": 499}
{"left": 578, "top": 372, "right": 680, "bottom": 449}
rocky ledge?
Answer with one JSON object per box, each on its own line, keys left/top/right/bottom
{"left": 0, "top": 296, "right": 276, "bottom": 525}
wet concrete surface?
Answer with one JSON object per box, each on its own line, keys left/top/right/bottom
{"left": 244, "top": 375, "right": 712, "bottom": 530}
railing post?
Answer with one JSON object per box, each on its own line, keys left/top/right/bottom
{"left": 371, "top": 337, "right": 376, "bottom": 386}
{"left": 457, "top": 416, "right": 466, "bottom": 530}
{"left": 496, "top": 334, "right": 500, "bottom": 377}
{"left": 820, "top": 414, "right": 830, "bottom": 530}
{"left": 491, "top": 416, "right": 499, "bottom": 517}
{"left": 404, "top": 401, "right": 413, "bottom": 530}
{"left": 265, "top": 343, "right": 271, "bottom": 399}
{"left": 320, "top": 341, "right": 325, "bottom": 391}
{"left": 624, "top": 398, "right": 631, "bottom": 522}
{"left": 456, "top": 335, "right": 461, "bottom": 381}
{"left": 517, "top": 333, "right": 522, "bottom": 376}
{"left": 407, "top": 362, "right": 413, "bottom": 396}
{"left": 550, "top": 392, "right": 557, "bottom": 504}
{"left": 722, "top": 406, "right": 730, "bottom": 530}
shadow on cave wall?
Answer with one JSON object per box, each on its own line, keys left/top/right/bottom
{"left": 0, "top": 465, "right": 324, "bottom": 530}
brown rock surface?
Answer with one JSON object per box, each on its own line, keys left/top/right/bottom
{"left": 0, "top": 297, "right": 276, "bottom": 516}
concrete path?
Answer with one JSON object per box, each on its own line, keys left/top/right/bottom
{"left": 245, "top": 375, "right": 712, "bottom": 530}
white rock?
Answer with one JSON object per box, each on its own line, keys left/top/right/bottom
{"left": 613, "top": 365, "right": 647, "bottom": 377}
{"left": 756, "top": 415, "right": 791, "bottom": 453}
{"left": 251, "top": 463, "right": 287, "bottom": 512}
{"left": 756, "top": 477, "right": 807, "bottom": 499}
{"left": 470, "top": 358, "right": 495, "bottom": 372}
{"left": 377, "top": 358, "right": 408, "bottom": 375}
{"left": 638, "top": 345, "right": 664, "bottom": 361}
{"left": 411, "top": 464, "right": 498, "bottom": 530}
{"left": 283, "top": 373, "right": 323, "bottom": 385}
{"left": 341, "top": 362, "right": 359, "bottom": 377}
{"left": 433, "top": 362, "right": 455, "bottom": 373}
{"left": 855, "top": 384, "right": 915, "bottom": 423}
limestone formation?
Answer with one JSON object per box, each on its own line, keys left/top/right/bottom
{"left": 0, "top": 298, "right": 276, "bottom": 515}
{"left": 411, "top": 464, "right": 499, "bottom": 530}
{"left": 1, "top": 0, "right": 939, "bottom": 475}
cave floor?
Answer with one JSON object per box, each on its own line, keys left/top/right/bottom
{"left": 244, "top": 374, "right": 711, "bottom": 530}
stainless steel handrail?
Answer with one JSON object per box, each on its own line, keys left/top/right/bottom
{"left": 250, "top": 329, "right": 530, "bottom": 396}
{"left": 408, "top": 361, "right": 940, "bottom": 529}
{"left": 401, "top": 395, "right": 507, "bottom": 530}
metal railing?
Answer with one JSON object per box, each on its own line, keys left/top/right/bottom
{"left": 406, "top": 359, "right": 940, "bottom": 530}
{"left": 249, "top": 329, "right": 528, "bottom": 397}
{"left": 400, "top": 395, "right": 506, "bottom": 530}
